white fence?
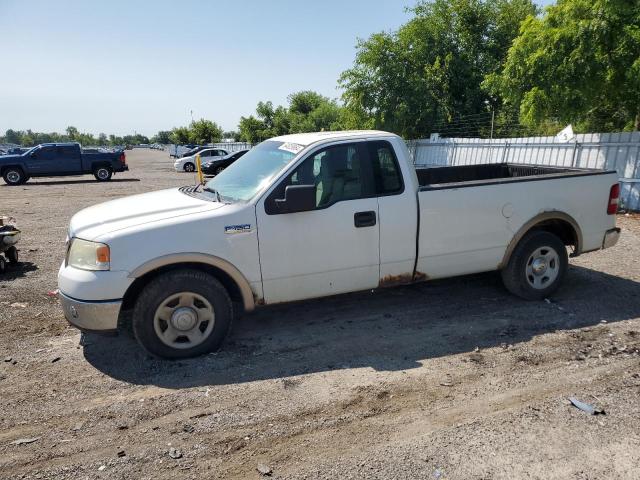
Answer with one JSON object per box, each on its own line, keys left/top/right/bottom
{"left": 409, "top": 132, "right": 640, "bottom": 211}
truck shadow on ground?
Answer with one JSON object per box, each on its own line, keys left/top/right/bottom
{"left": 20, "top": 178, "right": 141, "bottom": 186}
{"left": 0, "top": 261, "right": 37, "bottom": 280}
{"left": 83, "top": 264, "right": 640, "bottom": 389}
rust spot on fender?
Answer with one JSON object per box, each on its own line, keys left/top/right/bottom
{"left": 379, "top": 271, "right": 429, "bottom": 288}
{"left": 252, "top": 292, "right": 265, "bottom": 306}
{"left": 413, "top": 271, "right": 429, "bottom": 283}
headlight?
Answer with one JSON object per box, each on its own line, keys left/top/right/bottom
{"left": 67, "top": 238, "right": 110, "bottom": 271}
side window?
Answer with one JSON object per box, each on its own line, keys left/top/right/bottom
{"left": 200, "top": 150, "right": 211, "bottom": 157}
{"left": 57, "top": 146, "right": 76, "bottom": 157}
{"left": 369, "top": 141, "right": 403, "bottom": 195}
{"left": 286, "top": 143, "right": 373, "bottom": 208}
{"left": 39, "top": 146, "right": 56, "bottom": 161}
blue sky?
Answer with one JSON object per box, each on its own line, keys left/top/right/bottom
{"left": 0, "top": 0, "right": 555, "bottom": 137}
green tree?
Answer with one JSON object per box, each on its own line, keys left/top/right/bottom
{"left": 485, "top": 0, "right": 640, "bottom": 132}
{"left": 170, "top": 126, "right": 191, "bottom": 144}
{"left": 66, "top": 126, "right": 79, "bottom": 140}
{"left": 222, "top": 130, "right": 239, "bottom": 140}
{"left": 152, "top": 130, "right": 172, "bottom": 144}
{"left": 4, "top": 129, "right": 23, "bottom": 144}
{"left": 339, "top": 0, "right": 537, "bottom": 138}
{"left": 188, "top": 119, "right": 223, "bottom": 144}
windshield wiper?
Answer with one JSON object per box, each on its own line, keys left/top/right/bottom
{"left": 202, "top": 185, "right": 223, "bottom": 203}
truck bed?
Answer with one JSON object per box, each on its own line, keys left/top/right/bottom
{"left": 416, "top": 163, "right": 613, "bottom": 190}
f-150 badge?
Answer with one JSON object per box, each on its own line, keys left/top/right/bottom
{"left": 225, "top": 224, "right": 252, "bottom": 234}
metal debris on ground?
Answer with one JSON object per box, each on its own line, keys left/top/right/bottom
{"left": 569, "top": 397, "right": 605, "bottom": 415}
{"left": 168, "top": 447, "right": 183, "bottom": 459}
{"left": 10, "top": 437, "right": 40, "bottom": 445}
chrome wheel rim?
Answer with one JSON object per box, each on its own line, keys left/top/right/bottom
{"left": 97, "top": 168, "right": 109, "bottom": 180}
{"left": 7, "top": 170, "right": 20, "bottom": 183}
{"left": 184, "top": 163, "right": 194, "bottom": 172}
{"left": 525, "top": 246, "right": 560, "bottom": 290}
{"left": 153, "top": 292, "right": 215, "bottom": 349}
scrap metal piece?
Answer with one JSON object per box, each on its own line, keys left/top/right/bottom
{"left": 569, "top": 397, "right": 605, "bottom": 415}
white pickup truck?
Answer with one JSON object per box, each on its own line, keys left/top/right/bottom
{"left": 58, "top": 130, "right": 621, "bottom": 358}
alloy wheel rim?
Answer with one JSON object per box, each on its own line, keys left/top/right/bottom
{"left": 97, "top": 168, "right": 109, "bottom": 179}
{"left": 7, "top": 171, "right": 20, "bottom": 183}
{"left": 525, "top": 246, "right": 560, "bottom": 289}
{"left": 153, "top": 291, "right": 215, "bottom": 349}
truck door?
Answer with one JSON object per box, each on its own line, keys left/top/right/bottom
{"left": 56, "top": 145, "right": 81, "bottom": 173}
{"left": 256, "top": 141, "right": 380, "bottom": 303}
{"left": 368, "top": 140, "right": 419, "bottom": 284}
{"left": 24, "top": 145, "right": 58, "bottom": 174}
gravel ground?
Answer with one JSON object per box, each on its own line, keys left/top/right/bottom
{"left": 1, "top": 149, "right": 639, "bottom": 480}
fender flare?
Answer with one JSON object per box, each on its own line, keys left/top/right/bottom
{"left": 499, "top": 211, "right": 583, "bottom": 268}
{"left": 128, "top": 253, "right": 256, "bottom": 311}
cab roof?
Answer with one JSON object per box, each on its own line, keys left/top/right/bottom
{"left": 270, "top": 130, "right": 397, "bottom": 147}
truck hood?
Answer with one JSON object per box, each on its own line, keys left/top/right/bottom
{"left": 69, "top": 187, "right": 225, "bottom": 240}
{"left": 0, "top": 154, "right": 22, "bottom": 163}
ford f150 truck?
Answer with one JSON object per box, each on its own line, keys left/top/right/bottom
{"left": 0, "top": 142, "right": 128, "bottom": 185}
{"left": 58, "top": 130, "right": 621, "bottom": 359}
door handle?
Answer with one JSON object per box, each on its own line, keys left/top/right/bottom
{"left": 354, "top": 210, "right": 376, "bottom": 228}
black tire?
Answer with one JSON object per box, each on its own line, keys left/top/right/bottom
{"left": 132, "top": 269, "right": 233, "bottom": 359}
{"left": 501, "top": 230, "right": 568, "bottom": 300}
{"left": 5, "top": 246, "right": 18, "bottom": 264}
{"left": 0, "top": 256, "right": 5, "bottom": 273}
{"left": 2, "top": 167, "right": 26, "bottom": 186}
{"left": 214, "top": 166, "right": 224, "bottom": 175}
{"left": 93, "top": 166, "right": 113, "bottom": 181}
{"left": 183, "top": 162, "right": 195, "bottom": 172}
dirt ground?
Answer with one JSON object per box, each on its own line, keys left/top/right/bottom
{"left": 1, "top": 149, "right": 639, "bottom": 480}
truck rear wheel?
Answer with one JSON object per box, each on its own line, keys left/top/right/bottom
{"left": 3, "top": 167, "right": 26, "bottom": 185}
{"left": 501, "top": 230, "right": 568, "bottom": 300}
{"left": 132, "top": 269, "right": 233, "bottom": 359}
{"left": 6, "top": 246, "right": 18, "bottom": 264}
{"left": 94, "top": 166, "right": 113, "bottom": 181}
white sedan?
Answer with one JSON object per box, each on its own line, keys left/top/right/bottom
{"left": 173, "top": 148, "right": 228, "bottom": 172}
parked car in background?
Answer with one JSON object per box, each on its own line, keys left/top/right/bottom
{"left": 180, "top": 145, "right": 209, "bottom": 158}
{"left": 173, "top": 148, "right": 228, "bottom": 172}
{"left": 202, "top": 149, "right": 249, "bottom": 175}
{"left": 59, "top": 130, "right": 620, "bottom": 359}
{"left": 5, "top": 147, "right": 30, "bottom": 155}
{"left": 0, "top": 142, "right": 128, "bottom": 185}
{"left": 169, "top": 144, "right": 199, "bottom": 158}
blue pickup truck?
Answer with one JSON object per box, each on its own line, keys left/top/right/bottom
{"left": 0, "top": 142, "right": 128, "bottom": 185}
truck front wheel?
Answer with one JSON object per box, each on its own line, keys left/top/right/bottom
{"left": 132, "top": 269, "right": 233, "bottom": 359}
{"left": 94, "top": 167, "right": 113, "bottom": 181}
{"left": 3, "top": 167, "right": 26, "bottom": 185}
{"left": 501, "top": 230, "right": 568, "bottom": 301}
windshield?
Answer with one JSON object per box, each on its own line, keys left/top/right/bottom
{"left": 203, "top": 140, "right": 303, "bottom": 202}
{"left": 22, "top": 146, "right": 38, "bottom": 156}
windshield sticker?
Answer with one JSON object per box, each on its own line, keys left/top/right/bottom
{"left": 278, "top": 142, "right": 304, "bottom": 154}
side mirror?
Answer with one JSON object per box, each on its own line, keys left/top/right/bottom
{"left": 275, "top": 185, "right": 316, "bottom": 213}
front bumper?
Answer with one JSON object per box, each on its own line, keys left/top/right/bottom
{"left": 602, "top": 227, "right": 621, "bottom": 249}
{"left": 60, "top": 291, "right": 121, "bottom": 334}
